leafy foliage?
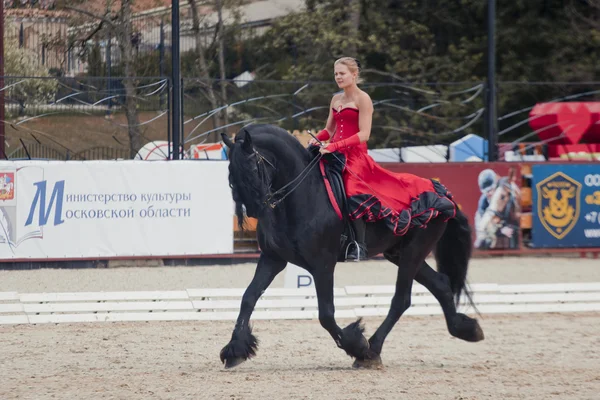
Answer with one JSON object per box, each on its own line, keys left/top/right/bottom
{"left": 232, "top": 0, "right": 600, "bottom": 146}
{"left": 4, "top": 36, "right": 58, "bottom": 115}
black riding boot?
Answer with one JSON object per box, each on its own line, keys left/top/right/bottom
{"left": 346, "top": 217, "right": 368, "bottom": 262}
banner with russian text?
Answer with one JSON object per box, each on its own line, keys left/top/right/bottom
{"left": 0, "top": 160, "right": 233, "bottom": 260}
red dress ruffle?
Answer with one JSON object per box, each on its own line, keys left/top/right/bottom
{"left": 329, "top": 107, "right": 457, "bottom": 236}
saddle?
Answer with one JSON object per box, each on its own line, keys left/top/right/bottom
{"left": 309, "top": 147, "right": 356, "bottom": 262}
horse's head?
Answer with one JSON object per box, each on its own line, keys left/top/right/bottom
{"left": 486, "top": 168, "right": 521, "bottom": 220}
{"left": 222, "top": 129, "right": 273, "bottom": 222}
{"left": 476, "top": 168, "right": 521, "bottom": 249}
{"left": 222, "top": 125, "right": 311, "bottom": 229}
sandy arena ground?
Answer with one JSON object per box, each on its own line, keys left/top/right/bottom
{"left": 1, "top": 256, "right": 599, "bottom": 399}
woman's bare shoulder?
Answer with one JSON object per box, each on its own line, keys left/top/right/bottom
{"left": 358, "top": 90, "right": 372, "bottom": 102}
{"left": 357, "top": 91, "right": 373, "bottom": 110}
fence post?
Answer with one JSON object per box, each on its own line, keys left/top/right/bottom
{"left": 0, "top": 0, "right": 4, "bottom": 159}
{"left": 486, "top": 0, "right": 498, "bottom": 162}
{"left": 106, "top": 28, "right": 112, "bottom": 118}
{"left": 159, "top": 18, "right": 166, "bottom": 109}
{"left": 172, "top": 0, "right": 182, "bottom": 160}
{"left": 167, "top": 79, "right": 172, "bottom": 159}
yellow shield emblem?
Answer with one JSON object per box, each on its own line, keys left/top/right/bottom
{"left": 536, "top": 172, "right": 582, "bottom": 239}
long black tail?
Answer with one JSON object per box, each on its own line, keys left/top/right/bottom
{"left": 435, "top": 208, "right": 476, "bottom": 310}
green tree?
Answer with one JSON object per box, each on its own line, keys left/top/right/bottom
{"left": 249, "top": 0, "right": 600, "bottom": 146}
{"left": 247, "top": 0, "right": 485, "bottom": 147}
{"left": 4, "top": 36, "right": 58, "bottom": 116}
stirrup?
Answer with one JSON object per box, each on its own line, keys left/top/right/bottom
{"left": 345, "top": 240, "right": 368, "bottom": 262}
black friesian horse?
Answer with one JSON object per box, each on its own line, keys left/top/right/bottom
{"left": 219, "top": 124, "right": 484, "bottom": 369}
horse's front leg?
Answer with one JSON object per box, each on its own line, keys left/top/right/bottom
{"left": 313, "top": 267, "right": 370, "bottom": 361}
{"left": 220, "top": 252, "right": 286, "bottom": 368}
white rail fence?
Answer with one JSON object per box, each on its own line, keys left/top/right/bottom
{"left": 1, "top": 282, "right": 600, "bottom": 325}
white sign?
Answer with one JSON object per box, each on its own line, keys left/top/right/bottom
{"left": 0, "top": 160, "right": 233, "bottom": 260}
{"left": 283, "top": 263, "right": 314, "bottom": 289}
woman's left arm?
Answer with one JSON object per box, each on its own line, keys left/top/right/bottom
{"left": 321, "top": 93, "right": 374, "bottom": 154}
{"left": 357, "top": 93, "right": 374, "bottom": 143}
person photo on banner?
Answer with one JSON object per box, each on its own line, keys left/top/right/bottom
{"left": 474, "top": 168, "right": 521, "bottom": 249}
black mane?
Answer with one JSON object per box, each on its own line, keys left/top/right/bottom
{"left": 227, "top": 124, "right": 314, "bottom": 233}
{"left": 239, "top": 124, "right": 312, "bottom": 162}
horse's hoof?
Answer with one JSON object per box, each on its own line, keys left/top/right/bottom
{"left": 472, "top": 322, "right": 485, "bottom": 342}
{"left": 219, "top": 327, "right": 259, "bottom": 369}
{"left": 452, "top": 314, "right": 485, "bottom": 342}
{"left": 352, "top": 354, "right": 383, "bottom": 370}
{"left": 340, "top": 318, "right": 370, "bottom": 359}
{"left": 223, "top": 357, "right": 246, "bottom": 369}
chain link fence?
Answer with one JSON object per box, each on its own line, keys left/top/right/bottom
{"left": 182, "top": 78, "right": 486, "bottom": 153}
{"left": 1, "top": 74, "right": 600, "bottom": 161}
{"left": 1, "top": 76, "right": 170, "bottom": 160}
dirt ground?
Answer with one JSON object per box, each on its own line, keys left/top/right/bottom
{"left": 1, "top": 256, "right": 599, "bottom": 400}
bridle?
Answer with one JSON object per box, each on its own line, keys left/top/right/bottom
{"left": 245, "top": 146, "right": 323, "bottom": 209}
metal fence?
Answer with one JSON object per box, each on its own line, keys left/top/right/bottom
{"left": 181, "top": 78, "right": 487, "bottom": 152}
{"left": 4, "top": 8, "right": 69, "bottom": 74}
{"left": 1, "top": 76, "right": 170, "bottom": 160}
{"left": 1, "top": 73, "right": 600, "bottom": 161}
{"left": 4, "top": 5, "right": 273, "bottom": 77}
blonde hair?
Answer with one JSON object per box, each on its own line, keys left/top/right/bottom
{"left": 334, "top": 57, "right": 363, "bottom": 84}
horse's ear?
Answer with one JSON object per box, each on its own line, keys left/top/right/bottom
{"left": 221, "top": 133, "right": 234, "bottom": 148}
{"left": 508, "top": 167, "right": 516, "bottom": 182}
{"left": 240, "top": 130, "right": 253, "bottom": 153}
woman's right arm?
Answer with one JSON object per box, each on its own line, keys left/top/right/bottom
{"left": 310, "top": 96, "right": 337, "bottom": 145}
{"left": 323, "top": 95, "right": 338, "bottom": 135}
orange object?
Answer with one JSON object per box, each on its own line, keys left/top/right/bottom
{"left": 233, "top": 215, "right": 258, "bottom": 232}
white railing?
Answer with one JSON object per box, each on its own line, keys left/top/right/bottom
{"left": 2, "top": 282, "right": 600, "bottom": 325}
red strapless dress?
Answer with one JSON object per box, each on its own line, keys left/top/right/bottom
{"left": 330, "top": 107, "right": 457, "bottom": 236}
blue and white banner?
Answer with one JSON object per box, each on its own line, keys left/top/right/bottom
{"left": 0, "top": 160, "right": 233, "bottom": 259}
{"left": 532, "top": 164, "right": 600, "bottom": 248}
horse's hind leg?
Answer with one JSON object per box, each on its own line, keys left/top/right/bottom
{"left": 220, "top": 252, "right": 286, "bottom": 368}
{"left": 415, "top": 262, "right": 484, "bottom": 342}
{"left": 355, "top": 220, "right": 447, "bottom": 369}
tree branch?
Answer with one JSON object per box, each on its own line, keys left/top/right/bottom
{"left": 63, "top": 6, "right": 117, "bottom": 28}
{"left": 67, "top": 20, "right": 105, "bottom": 56}
{"left": 361, "top": 68, "right": 408, "bottom": 82}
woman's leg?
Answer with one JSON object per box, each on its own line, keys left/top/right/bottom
{"left": 346, "top": 217, "right": 367, "bottom": 261}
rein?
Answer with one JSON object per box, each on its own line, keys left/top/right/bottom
{"left": 250, "top": 148, "right": 323, "bottom": 209}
